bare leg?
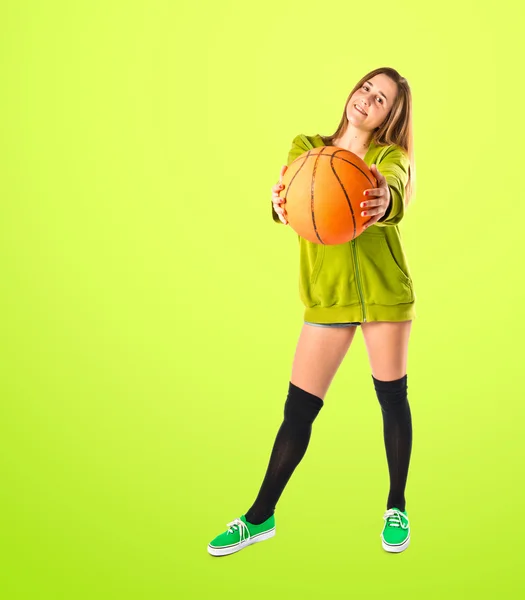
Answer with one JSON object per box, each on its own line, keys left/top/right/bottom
{"left": 361, "top": 321, "right": 412, "bottom": 381}
{"left": 290, "top": 323, "right": 358, "bottom": 400}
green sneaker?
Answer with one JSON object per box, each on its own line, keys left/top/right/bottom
{"left": 207, "top": 514, "right": 276, "bottom": 557}
{"left": 381, "top": 507, "right": 410, "bottom": 553}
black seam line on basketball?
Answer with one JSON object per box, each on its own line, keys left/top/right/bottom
{"left": 286, "top": 148, "right": 372, "bottom": 244}
{"left": 290, "top": 150, "right": 376, "bottom": 188}
{"left": 311, "top": 149, "right": 325, "bottom": 243}
{"left": 285, "top": 151, "right": 325, "bottom": 242}
{"left": 284, "top": 152, "right": 309, "bottom": 207}
{"left": 329, "top": 149, "right": 376, "bottom": 187}
{"left": 329, "top": 153, "right": 357, "bottom": 240}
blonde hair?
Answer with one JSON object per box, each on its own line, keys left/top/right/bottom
{"left": 321, "top": 67, "right": 416, "bottom": 205}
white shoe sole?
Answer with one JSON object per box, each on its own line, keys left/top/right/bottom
{"left": 207, "top": 527, "right": 276, "bottom": 557}
{"left": 381, "top": 534, "right": 410, "bottom": 553}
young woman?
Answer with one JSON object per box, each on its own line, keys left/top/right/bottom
{"left": 208, "top": 67, "right": 416, "bottom": 556}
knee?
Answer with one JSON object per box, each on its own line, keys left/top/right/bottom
{"left": 284, "top": 381, "right": 324, "bottom": 425}
{"left": 372, "top": 374, "right": 409, "bottom": 412}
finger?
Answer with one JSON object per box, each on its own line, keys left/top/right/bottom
{"left": 360, "top": 202, "right": 376, "bottom": 216}
{"left": 279, "top": 164, "right": 287, "bottom": 184}
{"left": 364, "top": 204, "right": 389, "bottom": 217}
{"left": 363, "top": 187, "right": 385, "bottom": 197}
{"left": 360, "top": 198, "right": 379, "bottom": 209}
{"left": 363, "top": 216, "right": 379, "bottom": 229}
{"left": 364, "top": 198, "right": 390, "bottom": 218}
{"left": 362, "top": 207, "right": 381, "bottom": 217}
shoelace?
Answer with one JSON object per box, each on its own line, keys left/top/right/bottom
{"left": 383, "top": 508, "right": 409, "bottom": 529}
{"left": 226, "top": 518, "right": 250, "bottom": 542}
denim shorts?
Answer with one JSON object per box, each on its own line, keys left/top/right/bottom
{"left": 304, "top": 321, "right": 361, "bottom": 328}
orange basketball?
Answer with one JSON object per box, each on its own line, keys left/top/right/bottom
{"left": 281, "top": 146, "right": 378, "bottom": 245}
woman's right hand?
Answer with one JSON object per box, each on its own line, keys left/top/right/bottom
{"left": 271, "top": 165, "right": 288, "bottom": 225}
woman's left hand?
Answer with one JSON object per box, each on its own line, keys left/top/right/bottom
{"left": 361, "top": 164, "right": 391, "bottom": 229}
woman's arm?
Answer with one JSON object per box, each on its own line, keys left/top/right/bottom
{"left": 374, "top": 145, "right": 411, "bottom": 227}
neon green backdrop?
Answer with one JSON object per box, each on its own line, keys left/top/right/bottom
{"left": 1, "top": 1, "right": 524, "bottom": 598}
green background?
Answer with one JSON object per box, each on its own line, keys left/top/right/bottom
{"left": 1, "top": 1, "right": 524, "bottom": 598}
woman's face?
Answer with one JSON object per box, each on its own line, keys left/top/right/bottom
{"left": 346, "top": 74, "right": 398, "bottom": 132}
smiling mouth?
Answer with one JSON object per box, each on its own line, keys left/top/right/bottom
{"left": 354, "top": 104, "right": 367, "bottom": 116}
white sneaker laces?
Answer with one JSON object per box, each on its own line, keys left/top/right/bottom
{"left": 383, "top": 508, "right": 409, "bottom": 529}
{"left": 226, "top": 518, "right": 250, "bottom": 542}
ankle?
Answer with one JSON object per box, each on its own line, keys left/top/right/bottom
{"left": 245, "top": 510, "right": 274, "bottom": 526}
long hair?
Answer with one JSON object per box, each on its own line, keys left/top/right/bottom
{"left": 321, "top": 67, "right": 416, "bottom": 205}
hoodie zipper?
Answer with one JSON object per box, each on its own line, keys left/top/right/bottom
{"left": 351, "top": 239, "right": 367, "bottom": 322}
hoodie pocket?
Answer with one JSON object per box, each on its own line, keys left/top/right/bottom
{"left": 355, "top": 231, "right": 413, "bottom": 305}
{"left": 299, "top": 242, "right": 360, "bottom": 307}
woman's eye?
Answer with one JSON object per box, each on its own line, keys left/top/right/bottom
{"left": 377, "top": 97, "right": 383, "bottom": 103}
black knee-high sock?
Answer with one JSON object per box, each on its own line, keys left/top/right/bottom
{"left": 245, "top": 382, "right": 324, "bottom": 525}
{"left": 372, "top": 374, "right": 412, "bottom": 513}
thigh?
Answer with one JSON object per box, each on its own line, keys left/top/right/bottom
{"left": 290, "top": 323, "right": 358, "bottom": 400}
{"left": 361, "top": 320, "right": 413, "bottom": 381}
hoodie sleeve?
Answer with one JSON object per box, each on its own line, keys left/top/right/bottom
{"left": 374, "top": 145, "right": 411, "bottom": 227}
{"left": 272, "top": 134, "right": 313, "bottom": 224}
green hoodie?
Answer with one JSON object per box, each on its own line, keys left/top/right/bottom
{"left": 272, "top": 134, "right": 416, "bottom": 324}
